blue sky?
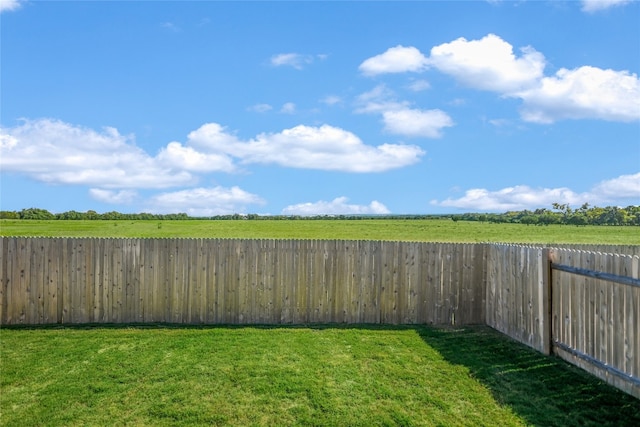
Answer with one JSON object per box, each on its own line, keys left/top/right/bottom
{"left": 1, "top": 0, "right": 639, "bottom": 216}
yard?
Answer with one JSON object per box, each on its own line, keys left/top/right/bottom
{"left": 1, "top": 325, "right": 638, "bottom": 426}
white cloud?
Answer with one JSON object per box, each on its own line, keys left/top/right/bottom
{"left": 156, "top": 141, "right": 235, "bottom": 172}
{"left": 146, "top": 186, "right": 265, "bottom": 216}
{"left": 0, "top": 133, "right": 18, "bottom": 149}
{"left": 517, "top": 66, "right": 640, "bottom": 123}
{"left": 280, "top": 102, "right": 296, "bottom": 114}
{"left": 0, "top": 0, "right": 22, "bottom": 13}
{"left": 355, "top": 85, "right": 454, "bottom": 138}
{"left": 407, "top": 79, "right": 431, "bottom": 92}
{"left": 426, "top": 33, "right": 639, "bottom": 123}
{"left": 0, "top": 117, "right": 425, "bottom": 204}
{"left": 382, "top": 108, "right": 454, "bottom": 138}
{"left": 270, "top": 53, "right": 314, "bottom": 70}
{"left": 354, "top": 84, "right": 410, "bottom": 114}
{"left": 89, "top": 189, "right": 137, "bottom": 204}
{"left": 247, "top": 103, "right": 273, "bottom": 113}
{"left": 429, "top": 34, "right": 546, "bottom": 93}
{"left": 591, "top": 172, "right": 640, "bottom": 199}
{"left": 185, "top": 122, "right": 243, "bottom": 151}
{"left": 432, "top": 186, "right": 589, "bottom": 211}
{"left": 188, "top": 123, "right": 424, "bottom": 172}
{"left": 359, "top": 45, "right": 429, "bottom": 76}
{"left": 581, "top": 0, "right": 631, "bottom": 12}
{"left": 0, "top": 119, "right": 194, "bottom": 189}
{"left": 431, "top": 172, "right": 640, "bottom": 211}
{"left": 282, "top": 197, "right": 390, "bottom": 216}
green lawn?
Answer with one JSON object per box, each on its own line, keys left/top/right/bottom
{"left": 1, "top": 219, "right": 638, "bottom": 244}
{"left": 1, "top": 325, "right": 638, "bottom": 426}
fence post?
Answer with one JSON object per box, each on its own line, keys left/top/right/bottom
{"left": 543, "top": 248, "right": 553, "bottom": 355}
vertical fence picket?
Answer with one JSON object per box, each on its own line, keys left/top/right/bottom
{"left": 629, "top": 256, "right": 639, "bottom": 379}
{"left": 0, "top": 238, "right": 5, "bottom": 324}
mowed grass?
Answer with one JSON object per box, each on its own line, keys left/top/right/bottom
{"left": 1, "top": 219, "right": 638, "bottom": 244}
{"left": 1, "top": 325, "right": 639, "bottom": 426}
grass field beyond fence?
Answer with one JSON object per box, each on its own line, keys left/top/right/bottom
{"left": 1, "top": 219, "right": 639, "bottom": 244}
{"left": 1, "top": 325, "right": 639, "bottom": 427}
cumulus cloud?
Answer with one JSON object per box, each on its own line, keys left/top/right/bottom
{"left": 431, "top": 172, "right": 640, "bottom": 211}
{"left": 382, "top": 108, "right": 454, "bottom": 138}
{"left": 591, "top": 172, "right": 640, "bottom": 199}
{"left": 282, "top": 197, "right": 390, "bottom": 216}
{"left": 0, "top": 118, "right": 194, "bottom": 189}
{"left": 432, "top": 186, "right": 588, "bottom": 211}
{"left": 359, "top": 45, "right": 429, "bottom": 76}
{"left": 146, "top": 186, "right": 265, "bottom": 216}
{"left": 89, "top": 189, "right": 137, "bottom": 204}
{"left": 156, "top": 141, "right": 235, "bottom": 172}
{"left": 357, "top": 34, "right": 638, "bottom": 124}
{"left": 185, "top": 122, "right": 244, "bottom": 151}
{"left": 0, "top": 0, "right": 23, "bottom": 13}
{"left": 516, "top": 66, "right": 640, "bottom": 123}
{"left": 188, "top": 122, "right": 424, "bottom": 172}
{"left": 355, "top": 85, "right": 454, "bottom": 138}
{"left": 0, "top": 117, "right": 425, "bottom": 212}
{"left": 426, "top": 33, "right": 639, "bottom": 123}
{"left": 270, "top": 53, "right": 320, "bottom": 70}
{"left": 581, "top": 0, "right": 631, "bottom": 12}
{"left": 429, "top": 34, "right": 546, "bottom": 93}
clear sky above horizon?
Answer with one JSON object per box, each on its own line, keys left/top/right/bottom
{"left": 1, "top": 0, "right": 639, "bottom": 216}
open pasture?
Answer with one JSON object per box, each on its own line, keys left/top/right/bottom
{"left": 1, "top": 325, "right": 639, "bottom": 426}
{"left": 1, "top": 219, "right": 638, "bottom": 244}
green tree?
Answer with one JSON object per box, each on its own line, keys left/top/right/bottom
{"left": 0, "top": 211, "right": 19, "bottom": 219}
{"left": 19, "top": 208, "right": 54, "bottom": 220}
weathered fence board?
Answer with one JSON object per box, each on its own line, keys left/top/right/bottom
{"left": 485, "top": 244, "right": 551, "bottom": 354}
{"left": 550, "top": 248, "right": 640, "bottom": 399}
{"left": 0, "top": 237, "right": 488, "bottom": 327}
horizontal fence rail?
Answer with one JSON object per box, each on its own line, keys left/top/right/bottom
{"left": 0, "top": 237, "right": 486, "bottom": 327}
{"left": 550, "top": 262, "right": 640, "bottom": 288}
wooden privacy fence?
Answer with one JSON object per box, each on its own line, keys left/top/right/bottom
{"left": 2, "top": 237, "right": 638, "bottom": 398}
{"left": 546, "top": 244, "right": 640, "bottom": 257}
{"left": 550, "top": 248, "right": 639, "bottom": 399}
{"left": 485, "top": 245, "right": 551, "bottom": 354}
{"left": 486, "top": 244, "right": 639, "bottom": 399}
{"left": 0, "top": 237, "right": 486, "bottom": 327}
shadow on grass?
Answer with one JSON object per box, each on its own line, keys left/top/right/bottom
{"left": 415, "top": 325, "right": 640, "bottom": 427}
{"left": 3, "top": 322, "right": 638, "bottom": 426}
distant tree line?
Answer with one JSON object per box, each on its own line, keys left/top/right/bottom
{"left": 0, "top": 208, "right": 448, "bottom": 221}
{"left": 0, "top": 204, "right": 639, "bottom": 226}
{"left": 450, "top": 204, "right": 640, "bottom": 226}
